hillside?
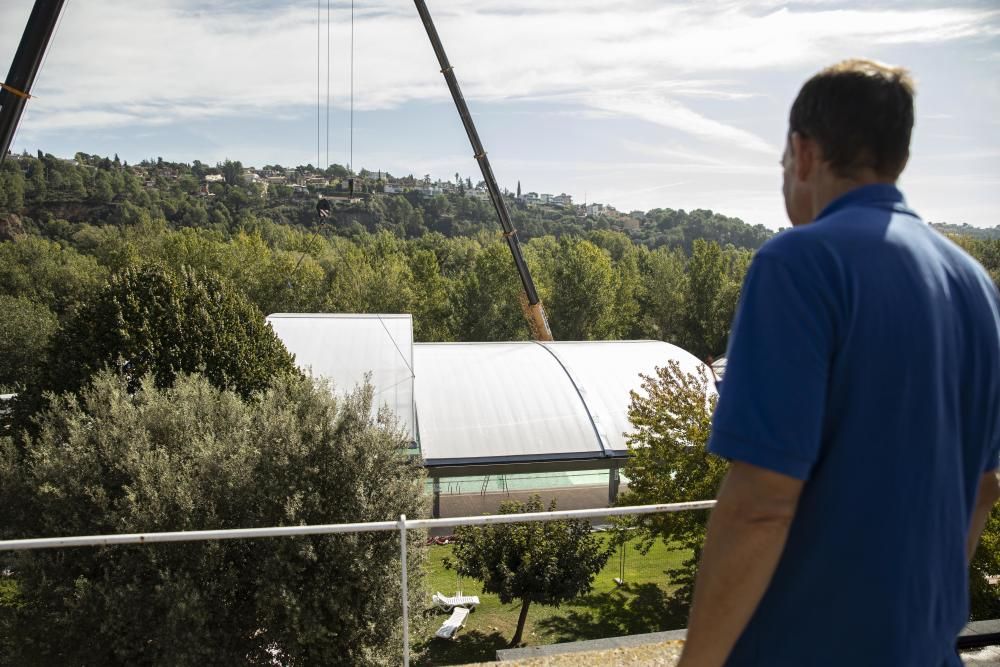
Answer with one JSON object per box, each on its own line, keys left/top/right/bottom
{"left": 0, "top": 152, "right": 772, "bottom": 252}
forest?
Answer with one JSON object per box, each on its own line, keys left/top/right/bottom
{"left": 0, "top": 152, "right": 773, "bottom": 392}
{"left": 3, "top": 151, "right": 998, "bottom": 395}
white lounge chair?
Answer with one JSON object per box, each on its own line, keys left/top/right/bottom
{"left": 435, "top": 606, "right": 470, "bottom": 639}
{"left": 432, "top": 591, "right": 480, "bottom": 611}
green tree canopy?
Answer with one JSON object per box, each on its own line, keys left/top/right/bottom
{"left": 0, "top": 236, "right": 106, "bottom": 317}
{"left": 446, "top": 496, "right": 612, "bottom": 646}
{"left": 453, "top": 241, "right": 531, "bottom": 342}
{"left": 40, "top": 264, "right": 298, "bottom": 401}
{"left": 548, "top": 238, "right": 618, "bottom": 340}
{"left": 0, "top": 296, "right": 58, "bottom": 392}
{"left": 680, "top": 240, "right": 750, "bottom": 359}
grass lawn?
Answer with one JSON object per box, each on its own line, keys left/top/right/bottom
{"left": 413, "top": 535, "right": 691, "bottom": 666}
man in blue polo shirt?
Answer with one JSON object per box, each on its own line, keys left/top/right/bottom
{"left": 678, "top": 60, "right": 1000, "bottom": 666}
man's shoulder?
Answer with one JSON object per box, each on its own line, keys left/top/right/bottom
{"left": 754, "top": 224, "right": 835, "bottom": 270}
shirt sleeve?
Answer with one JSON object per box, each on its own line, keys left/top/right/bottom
{"left": 708, "top": 251, "right": 836, "bottom": 480}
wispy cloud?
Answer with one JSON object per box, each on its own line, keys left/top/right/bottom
{"left": 3, "top": 0, "right": 996, "bottom": 146}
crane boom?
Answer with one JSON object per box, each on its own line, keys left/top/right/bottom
{"left": 0, "top": 0, "right": 66, "bottom": 164}
{"left": 413, "top": 0, "right": 554, "bottom": 341}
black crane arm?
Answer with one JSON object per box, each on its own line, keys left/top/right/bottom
{"left": 0, "top": 0, "right": 66, "bottom": 164}
{"left": 413, "top": 0, "right": 553, "bottom": 341}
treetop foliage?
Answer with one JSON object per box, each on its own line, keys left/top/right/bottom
{"left": 43, "top": 264, "right": 298, "bottom": 398}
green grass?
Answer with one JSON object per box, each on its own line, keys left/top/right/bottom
{"left": 413, "top": 536, "right": 691, "bottom": 666}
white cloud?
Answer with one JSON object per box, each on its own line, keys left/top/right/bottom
{"left": 3, "top": 0, "right": 996, "bottom": 150}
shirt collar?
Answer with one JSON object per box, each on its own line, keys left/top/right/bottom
{"left": 814, "top": 183, "right": 910, "bottom": 222}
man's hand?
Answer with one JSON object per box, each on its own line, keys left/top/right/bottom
{"left": 968, "top": 469, "right": 1000, "bottom": 563}
{"left": 677, "top": 461, "right": 804, "bottom": 667}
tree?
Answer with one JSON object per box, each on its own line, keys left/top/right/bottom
{"left": 615, "top": 360, "right": 724, "bottom": 618}
{"left": 39, "top": 264, "right": 298, "bottom": 401}
{"left": 548, "top": 238, "right": 617, "bottom": 340}
{"left": 407, "top": 248, "right": 454, "bottom": 341}
{"left": 0, "top": 371, "right": 427, "bottom": 665}
{"left": 638, "top": 246, "right": 687, "bottom": 342}
{"left": 453, "top": 241, "right": 531, "bottom": 341}
{"left": 0, "top": 162, "right": 25, "bottom": 213}
{"left": 0, "top": 235, "right": 106, "bottom": 317}
{"left": 0, "top": 296, "right": 57, "bottom": 392}
{"left": 446, "top": 496, "right": 612, "bottom": 646}
{"left": 220, "top": 159, "right": 243, "bottom": 186}
{"left": 680, "top": 240, "right": 749, "bottom": 359}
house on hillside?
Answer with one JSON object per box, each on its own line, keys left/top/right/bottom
{"left": 467, "top": 187, "right": 489, "bottom": 202}
{"left": 241, "top": 171, "right": 263, "bottom": 185}
{"left": 203, "top": 174, "right": 225, "bottom": 184}
{"left": 553, "top": 193, "right": 573, "bottom": 206}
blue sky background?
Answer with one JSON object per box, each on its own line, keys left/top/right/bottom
{"left": 2, "top": 0, "right": 997, "bottom": 229}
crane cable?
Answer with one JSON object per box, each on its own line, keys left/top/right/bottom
{"left": 326, "top": 0, "right": 331, "bottom": 170}
{"left": 289, "top": 0, "right": 334, "bottom": 292}
{"left": 317, "top": 0, "right": 320, "bottom": 170}
{"left": 350, "top": 0, "right": 354, "bottom": 174}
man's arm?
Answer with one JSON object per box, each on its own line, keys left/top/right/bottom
{"left": 968, "top": 469, "right": 1000, "bottom": 563}
{"left": 677, "top": 461, "right": 803, "bottom": 667}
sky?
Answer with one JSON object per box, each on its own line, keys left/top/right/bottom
{"left": 1, "top": 0, "right": 998, "bottom": 229}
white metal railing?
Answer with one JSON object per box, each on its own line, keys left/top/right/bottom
{"left": 0, "top": 499, "right": 717, "bottom": 666}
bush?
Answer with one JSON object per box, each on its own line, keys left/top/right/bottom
{"left": 0, "top": 371, "right": 427, "bottom": 666}
{"left": 970, "top": 504, "right": 1000, "bottom": 620}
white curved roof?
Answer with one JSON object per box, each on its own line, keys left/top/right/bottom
{"left": 414, "top": 343, "right": 603, "bottom": 465}
{"left": 414, "top": 340, "right": 711, "bottom": 466}
{"left": 269, "top": 314, "right": 712, "bottom": 468}
{"left": 267, "top": 314, "right": 415, "bottom": 437}
{"left": 541, "top": 341, "right": 709, "bottom": 456}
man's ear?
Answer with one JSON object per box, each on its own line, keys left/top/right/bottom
{"left": 790, "top": 131, "right": 814, "bottom": 183}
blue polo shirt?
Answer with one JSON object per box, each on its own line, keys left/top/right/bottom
{"left": 709, "top": 184, "right": 1000, "bottom": 666}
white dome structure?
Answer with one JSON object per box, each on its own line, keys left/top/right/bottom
{"left": 268, "top": 314, "right": 711, "bottom": 469}
{"left": 268, "top": 314, "right": 713, "bottom": 516}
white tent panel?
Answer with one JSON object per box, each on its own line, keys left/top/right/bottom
{"left": 541, "top": 341, "right": 713, "bottom": 454}
{"left": 414, "top": 343, "right": 603, "bottom": 465}
{"left": 267, "top": 314, "right": 415, "bottom": 437}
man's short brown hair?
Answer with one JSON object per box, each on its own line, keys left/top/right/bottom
{"left": 789, "top": 59, "right": 915, "bottom": 179}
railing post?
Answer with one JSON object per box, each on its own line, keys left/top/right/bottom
{"left": 399, "top": 513, "right": 409, "bottom": 667}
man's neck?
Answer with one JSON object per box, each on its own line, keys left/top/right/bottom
{"left": 810, "top": 172, "right": 896, "bottom": 220}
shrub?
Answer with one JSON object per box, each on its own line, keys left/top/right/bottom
{"left": 0, "top": 371, "right": 426, "bottom": 666}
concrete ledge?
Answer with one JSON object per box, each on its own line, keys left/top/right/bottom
{"left": 496, "top": 629, "right": 686, "bottom": 661}
{"left": 964, "top": 620, "right": 1000, "bottom": 636}
{"left": 494, "top": 621, "right": 1000, "bottom": 662}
